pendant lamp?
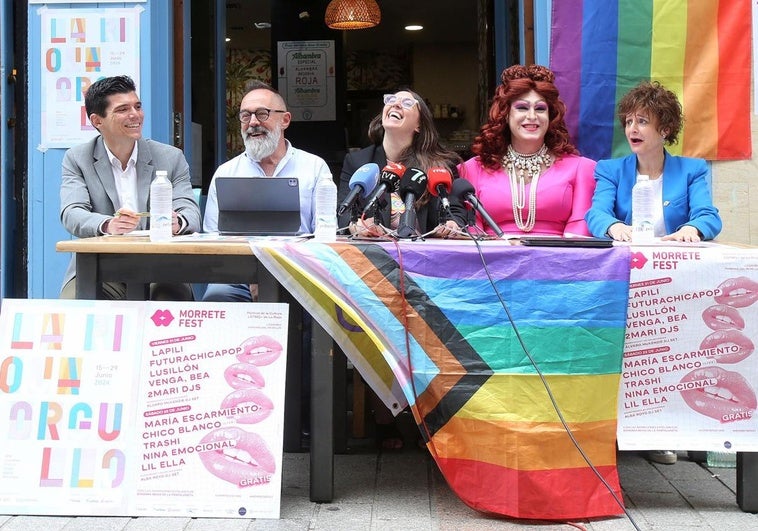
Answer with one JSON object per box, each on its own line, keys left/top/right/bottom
{"left": 325, "top": 0, "right": 381, "bottom": 30}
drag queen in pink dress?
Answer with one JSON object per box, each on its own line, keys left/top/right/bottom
{"left": 450, "top": 64, "right": 596, "bottom": 237}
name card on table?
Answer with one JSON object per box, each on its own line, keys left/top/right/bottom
{"left": 0, "top": 299, "right": 288, "bottom": 519}
{"left": 618, "top": 246, "right": 758, "bottom": 451}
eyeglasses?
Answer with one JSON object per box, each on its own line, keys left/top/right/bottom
{"left": 239, "top": 108, "right": 287, "bottom": 123}
{"left": 383, "top": 94, "right": 419, "bottom": 110}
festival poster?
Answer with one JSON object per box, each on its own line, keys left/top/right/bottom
{"left": 0, "top": 299, "right": 145, "bottom": 515}
{"left": 618, "top": 245, "right": 758, "bottom": 451}
{"left": 39, "top": 6, "right": 141, "bottom": 148}
{"left": 133, "top": 302, "right": 288, "bottom": 519}
{"left": 0, "top": 300, "right": 288, "bottom": 518}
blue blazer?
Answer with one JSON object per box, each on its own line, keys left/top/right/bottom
{"left": 585, "top": 151, "right": 722, "bottom": 240}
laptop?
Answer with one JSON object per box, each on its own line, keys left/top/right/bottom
{"left": 216, "top": 177, "right": 302, "bottom": 236}
{"left": 519, "top": 236, "right": 614, "bottom": 248}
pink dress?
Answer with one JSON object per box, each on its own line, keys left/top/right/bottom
{"left": 458, "top": 154, "right": 596, "bottom": 236}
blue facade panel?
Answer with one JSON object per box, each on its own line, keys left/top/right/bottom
{"left": 26, "top": 1, "right": 173, "bottom": 298}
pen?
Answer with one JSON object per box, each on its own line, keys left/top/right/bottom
{"left": 114, "top": 211, "right": 150, "bottom": 217}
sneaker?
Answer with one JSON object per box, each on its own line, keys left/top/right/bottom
{"left": 647, "top": 450, "right": 677, "bottom": 464}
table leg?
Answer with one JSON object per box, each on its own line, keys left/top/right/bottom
{"left": 75, "top": 254, "right": 100, "bottom": 299}
{"left": 333, "top": 346, "right": 347, "bottom": 454}
{"left": 737, "top": 452, "right": 758, "bottom": 512}
{"left": 310, "top": 321, "right": 334, "bottom": 502}
{"left": 258, "top": 267, "right": 304, "bottom": 453}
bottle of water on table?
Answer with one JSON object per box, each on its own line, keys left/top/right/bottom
{"left": 313, "top": 176, "right": 337, "bottom": 242}
{"left": 632, "top": 174, "right": 655, "bottom": 243}
{"left": 150, "top": 170, "right": 173, "bottom": 242}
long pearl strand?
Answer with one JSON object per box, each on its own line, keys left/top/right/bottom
{"left": 503, "top": 144, "right": 552, "bottom": 232}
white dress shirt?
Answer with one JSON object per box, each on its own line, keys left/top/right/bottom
{"left": 203, "top": 140, "right": 333, "bottom": 234}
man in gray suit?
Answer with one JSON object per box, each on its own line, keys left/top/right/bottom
{"left": 59, "top": 75, "right": 201, "bottom": 299}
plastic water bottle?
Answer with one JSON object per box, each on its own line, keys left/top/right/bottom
{"left": 631, "top": 174, "right": 655, "bottom": 243}
{"left": 707, "top": 450, "right": 737, "bottom": 468}
{"left": 313, "top": 176, "right": 338, "bottom": 242}
{"left": 149, "top": 170, "right": 173, "bottom": 242}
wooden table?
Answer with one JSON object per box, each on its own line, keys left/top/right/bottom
{"left": 56, "top": 235, "right": 337, "bottom": 502}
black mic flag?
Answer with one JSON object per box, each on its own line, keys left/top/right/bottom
{"left": 396, "top": 167, "right": 428, "bottom": 239}
{"left": 361, "top": 162, "right": 405, "bottom": 217}
{"left": 451, "top": 177, "right": 505, "bottom": 238}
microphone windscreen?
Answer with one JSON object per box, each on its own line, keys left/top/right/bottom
{"left": 377, "top": 161, "right": 405, "bottom": 193}
{"left": 399, "top": 167, "right": 428, "bottom": 196}
{"left": 451, "top": 177, "right": 476, "bottom": 198}
{"left": 427, "top": 167, "right": 453, "bottom": 196}
{"left": 349, "top": 163, "right": 380, "bottom": 197}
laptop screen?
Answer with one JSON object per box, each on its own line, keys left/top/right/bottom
{"left": 216, "top": 177, "right": 302, "bottom": 235}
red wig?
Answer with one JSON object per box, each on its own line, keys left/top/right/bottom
{"left": 472, "top": 65, "right": 578, "bottom": 172}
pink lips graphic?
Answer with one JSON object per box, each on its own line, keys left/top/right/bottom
{"left": 224, "top": 362, "right": 265, "bottom": 389}
{"left": 237, "top": 335, "right": 283, "bottom": 366}
{"left": 221, "top": 388, "right": 273, "bottom": 424}
{"left": 714, "top": 276, "right": 758, "bottom": 308}
{"left": 699, "top": 329, "right": 755, "bottom": 364}
{"left": 701, "top": 304, "right": 745, "bottom": 331}
{"left": 198, "top": 427, "right": 275, "bottom": 487}
{"left": 680, "top": 367, "right": 757, "bottom": 423}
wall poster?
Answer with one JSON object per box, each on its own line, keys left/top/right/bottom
{"left": 277, "top": 40, "right": 336, "bottom": 121}
{"left": 0, "top": 299, "right": 288, "bottom": 519}
{"left": 39, "top": 6, "right": 141, "bottom": 148}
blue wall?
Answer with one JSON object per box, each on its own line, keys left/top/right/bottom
{"left": 27, "top": 1, "right": 175, "bottom": 298}
{"left": 0, "top": 1, "right": 16, "bottom": 298}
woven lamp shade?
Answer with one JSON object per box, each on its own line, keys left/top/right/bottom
{"left": 325, "top": 0, "right": 381, "bottom": 30}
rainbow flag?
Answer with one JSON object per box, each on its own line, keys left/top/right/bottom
{"left": 550, "top": 0, "right": 752, "bottom": 161}
{"left": 253, "top": 241, "right": 631, "bottom": 519}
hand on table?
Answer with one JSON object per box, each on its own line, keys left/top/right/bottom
{"left": 172, "top": 211, "right": 181, "bottom": 235}
{"left": 662, "top": 225, "right": 701, "bottom": 243}
{"left": 607, "top": 222, "right": 632, "bottom": 242}
{"left": 348, "top": 217, "right": 386, "bottom": 238}
{"left": 435, "top": 220, "right": 466, "bottom": 239}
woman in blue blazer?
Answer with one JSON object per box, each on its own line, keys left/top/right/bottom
{"left": 585, "top": 81, "right": 722, "bottom": 242}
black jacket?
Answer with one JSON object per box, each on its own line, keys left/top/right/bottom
{"left": 337, "top": 144, "right": 454, "bottom": 233}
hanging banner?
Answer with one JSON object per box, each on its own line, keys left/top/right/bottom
{"left": 618, "top": 246, "right": 758, "bottom": 451}
{"left": 0, "top": 299, "right": 288, "bottom": 519}
{"left": 39, "top": 6, "right": 141, "bottom": 148}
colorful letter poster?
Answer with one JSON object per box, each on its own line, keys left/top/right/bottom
{"left": 39, "top": 7, "right": 141, "bottom": 148}
{"left": 618, "top": 246, "right": 758, "bottom": 451}
{"left": 0, "top": 299, "right": 288, "bottom": 519}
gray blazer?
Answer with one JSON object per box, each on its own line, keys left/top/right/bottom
{"left": 59, "top": 136, "right": 201, "bottom": 291}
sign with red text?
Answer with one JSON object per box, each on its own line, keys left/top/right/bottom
{"left": 0, "top": 299, "right": 288, "bottom": 518}
{"left": 618, "top": 246, "right": 758, "bottom": 451}
{"left": 277, "top": 40, "right": 336, "bottom": 121}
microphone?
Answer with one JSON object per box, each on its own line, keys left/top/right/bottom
{"left": 451, "top": 177, "right": 504, "bottom": 238}
{"left": 396, "top": 167, "right": 428, "bottom": 239}
{"left": 426, "top": 166, "right": 453, "bottom": 215}
{"left": 361, "top": 162, "right": 405, "bottom": 217}
{"left": 337, "top": 163, "right": 380, "bottom": 216}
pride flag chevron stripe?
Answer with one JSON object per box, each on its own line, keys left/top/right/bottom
{"left": 252, "top": 241, "right": 631, "bottom": 519}
{"left": 551, "top": 0, "right": 751, "bottom": 161}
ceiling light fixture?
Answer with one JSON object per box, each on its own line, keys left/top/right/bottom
{"left": 324, "top": 0, "right": 381, "bottom": 30}
{"left": 405, "top": 25, "right": 423, "bottom": 31}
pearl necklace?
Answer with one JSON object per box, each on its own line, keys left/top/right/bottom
{"left": 503, "top": 144, "right": 552, "bottom": 232}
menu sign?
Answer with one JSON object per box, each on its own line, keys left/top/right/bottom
{"left": 618, "top": 246, "right": 758, "bottom": 451}
{"left": 0, "top": 299, "right": 288, "bottom": 519}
